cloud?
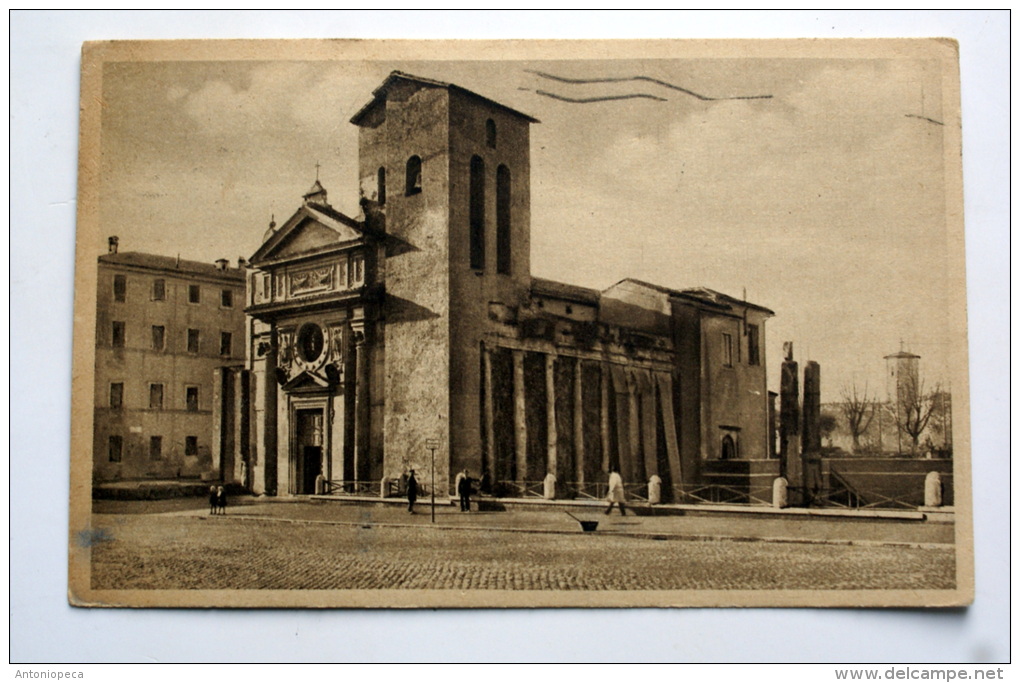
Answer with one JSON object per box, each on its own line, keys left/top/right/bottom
{"left": 174, "top": 63, "right": 374, "bottom": 143}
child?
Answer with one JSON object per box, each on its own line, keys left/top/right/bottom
{"left": 216, "top": 486, "right": 227, "bottom": 515}
{"left": 209, "top": 485, "right": 218, "bottom": 515}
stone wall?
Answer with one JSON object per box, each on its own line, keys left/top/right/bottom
{"left": 359, "top": 83, "right": 453, "bottom": 491}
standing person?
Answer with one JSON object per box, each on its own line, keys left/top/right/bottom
{"left": 457, "top": 469, "right": 473, "bottom": 512}
{"left": 406, "top": 469, "right": 418, "bottom": 514}
{"left": 605, "top": 469, "right": 627, "bottom": 516}
{"left": 209, "top": 485, "right": 218, "bottom": 516}
{"left": 454, "top": 469, "right": 466, "bottom": 502}
{"left": 216, "top": 485, "right": 227, "bottom": 515}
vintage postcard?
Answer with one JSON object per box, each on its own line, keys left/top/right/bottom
{"left": 69, "top": 38, "right": 972, "bottom": 608}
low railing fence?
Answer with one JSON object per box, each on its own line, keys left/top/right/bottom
{"left": 321, "top": 474, "right": 923, "bottom": 510}
{"left": 324, "top": 480, "right": 382, "bottom": 497}
{"left": 491, "top": 480, "right": 547, "bottom": 499}
{"left": 790, "top": 485, "right": 917, "bottom": 511}
{"left": 670, "top": 483, "right": 772, "bottom": 507}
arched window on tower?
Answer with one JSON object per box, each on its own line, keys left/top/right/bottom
{"left": 469, "top": 155, "right": 486, "bottom": 270}
{"left": 721, "top": 434, "right": 737, "bottom": 460}
{"left": 377, "top": 167, "right": 386, "bottom": 205}
{"left": 405, "top": 155, "right": 422, "bottom": 195}
{"left": 496, "top": 164, "right": 512, "bottom": 275}
{"left": 485, "top": 119, "right": 497, "bottom": 148}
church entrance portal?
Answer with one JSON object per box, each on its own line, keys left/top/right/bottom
{"left": 294, "top": 408, "right": 324, "bottom": 494}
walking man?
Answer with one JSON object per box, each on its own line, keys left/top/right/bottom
{"left": 406, "top": 469, "right": 418, "bottom": 514}
{"left": 605, "top": 469, "right": 627, "bottom": 515}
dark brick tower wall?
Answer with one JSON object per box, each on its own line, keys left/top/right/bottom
{"left": 357, "top": 81, "right": 453, "bottom": 490}
{"left": 355, "top": 78, "right": 533, "bottom": 493}
{"left": 447, "top": 90, "right": 532, "bottom": 484}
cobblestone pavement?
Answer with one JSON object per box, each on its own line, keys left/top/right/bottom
{"left": 89, "top": 501, "right": 956, "bottom": 591}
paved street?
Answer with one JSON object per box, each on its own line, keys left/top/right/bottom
{"left": 88, "top": 498, "right": 956, "bottom": 591}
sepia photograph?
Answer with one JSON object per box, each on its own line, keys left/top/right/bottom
{"left": 67, "top": 38, "right": 972, "bottom": 609}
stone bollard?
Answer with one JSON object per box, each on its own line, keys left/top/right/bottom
{"left": 924, "top": 471, "right": 943, "bottom": 507}
{"left": 773, "top": 477, "right": 788, "bottom": 509}
{"left": 648, "top": 475, "right": 662, "bottom": 505}
{"left": 314, "top": 474, "right": 326, "bottom": 495}
{"left": 380, "top": 476, "right": 389, "bottom": 499}
{"left": 543, "top": 472, "right": 557, "bottom": 500}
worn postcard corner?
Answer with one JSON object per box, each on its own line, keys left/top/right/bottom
{"left": 70, "top": 38, "right": 972, "bottom": 608}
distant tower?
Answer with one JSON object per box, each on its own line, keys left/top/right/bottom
{"left": 884, "top": 344, "right": 920, "bottom": 454}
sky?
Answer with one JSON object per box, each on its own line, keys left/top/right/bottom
{"left": 98, "top": 55, "right": 958, "bottom": 403}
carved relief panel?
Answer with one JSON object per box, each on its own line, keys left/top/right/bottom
{"left": 255, "top": 252, "right": 365, "bottom": 306}
{"left": 275, "top": 318, "right": 348, "bottom": 386}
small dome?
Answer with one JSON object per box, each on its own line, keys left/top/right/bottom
{"left": 303, "top": 180, "right": 328, "bottom": 205}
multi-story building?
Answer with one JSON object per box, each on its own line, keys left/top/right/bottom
{"left": 218, "top": 71, "right": 776, "bottom": 502}
{"left": 93, "top": 238, "right": 246, "bottom": 482}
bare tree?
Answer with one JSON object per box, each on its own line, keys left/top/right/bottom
{"left": 897, "top": 374, "right": 941, "bottom": 455}
{"left": 839, "top": 382, "right": 875, "bottom": 453}
{"left": 819, "top": 412, "right": 838, "bottom": 448}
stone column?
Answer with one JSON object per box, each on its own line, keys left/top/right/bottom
{"left": 802, "top": 361, "right": 821, "bottom": 455}
{"left": 352, "top": 321, "right": 369, "bottom": 484}
{"left": 779, "top": 343, "right": 801, "bottom": 501}
{"left": 639, "top": 371, "right": 658, "bottom": 480}
{"left": 262, "top": 338, "right": 278, "bottom": 495}
{"left": 512, "top": 350, "right": 527, "bottom": 486}
{"left": 232, "top": 369, "right": 251, "bottom": 487}
{"left": 802, "top": 361, "right": 821, "bottom": 502}
{"left": 600, "top": 362, "right": 611, "bottom": 474}
{"left": 545, "top": 353, "right": 558, "bottom": 497}
{"left": 211, "top": 367, "right": 226, "bottom": 481}
{"left": 626, "top": 371, "right": 641, "bottom": 483}
{"left": 483, "top": 345, "right": 497, "bottom": 490}
{"left": 573, "top": 357, "right": 585, "bottom": 485}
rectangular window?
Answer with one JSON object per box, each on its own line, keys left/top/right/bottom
{"left": 747, "top": 324, "right": 761, "bottom": 366}
{"left": 221, "top": 288, "right": 233, "bottom": 308}
{"left": 185, "top": 436, "right": 198, "bottom": 457}
{"left": 151, "top": 325, "right": 165, "bottom": 351}
{"left": 152, "top": 278, "right": 166, "bottom": 301}
{"left": 149, "top": 436, "right": 162, "bottom": 460}
{"left": 149, "top": 383, "right": 164, "bottom": 410}
{"left": 112, "top": 321, "right": 126, "bottom": 348}
{"left": 186, "top": 386, "right": 199, "bottom": 412}
{"left": 188, "top": 284, "right": 201, "bottom": 304}
{"left": 219, "top": 331, "right": 232, "bottom": 357}
{"left": 108, "top": 435, "right": 123, "bottom": 463}
{"left": 187, "top": 328, "right": 200, "bottom": 353}
{"left": 722, "top": 333, "right": 733, "bottom": 367}
{"left": 113, "top": 274, "right": 126, "bottom": 302}
{"left": 109, "top": 382, "right": 123, "bottom": 409}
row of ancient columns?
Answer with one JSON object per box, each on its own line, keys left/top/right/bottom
{"left": 482, "top": 344, "right": 682, "bottom": 497}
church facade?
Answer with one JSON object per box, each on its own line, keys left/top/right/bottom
{"left": 217, "top": 71, "right": 777, "bottom": 502}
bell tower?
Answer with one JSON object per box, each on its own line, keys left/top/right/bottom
{"left": 351, "top": 71, "right": 537, "bottom": 489}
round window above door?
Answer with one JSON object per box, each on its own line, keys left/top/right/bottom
{"left": 296, "top": 323, "right": 325, "bottom": 365}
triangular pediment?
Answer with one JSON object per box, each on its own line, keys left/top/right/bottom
{"left": 281, "top": 369, "right": 335, "bottom": 392}
{"left": 251, "top": 204, "right": 365, "bottom": 263}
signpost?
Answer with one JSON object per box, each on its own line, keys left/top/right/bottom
{"left": 425, "top": 438, "right": 440, "bottom": 523}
